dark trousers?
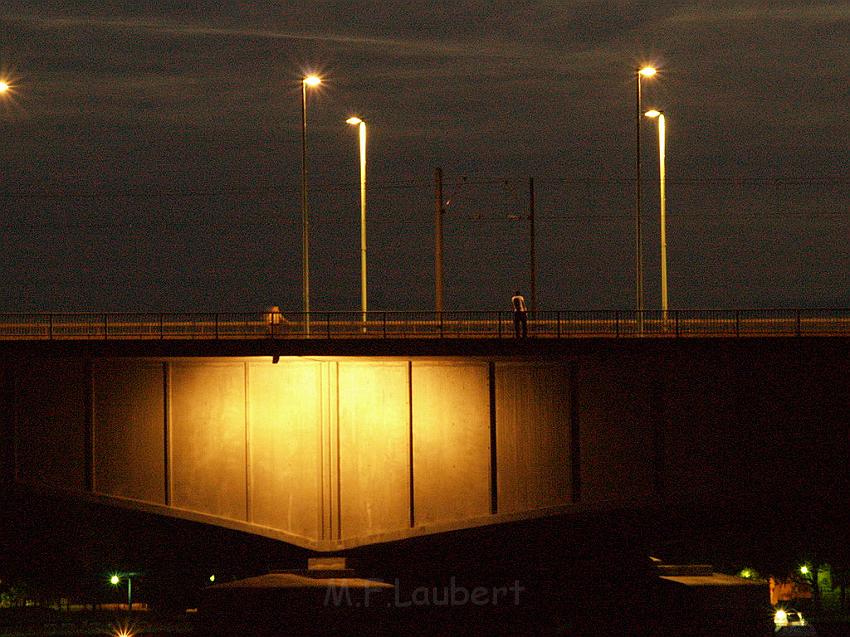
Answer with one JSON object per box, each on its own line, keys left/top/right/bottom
{"left": 513, "top": 312, "right": 528, "bottom": 338}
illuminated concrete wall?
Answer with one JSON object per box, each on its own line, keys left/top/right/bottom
{"left": 8, "top": 342, "right": 846, "bottom": 550}
{"left": 338, "top": 361, "right": 410, "bottom": 541}
{"left": 8, "top": 356, "right": 582, "bottom": 549}
{"left": 412, "top": 362, "right": 491, "bottom": 527}
{"left": 247, "top": 360, "right": 322, "bottom": 542}
{"left": 170, "top": 362, "right": 247, "bottom": 522}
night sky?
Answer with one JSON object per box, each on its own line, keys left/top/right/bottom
{"left": 0, "top": 3, "right": 847, "bottom": 313}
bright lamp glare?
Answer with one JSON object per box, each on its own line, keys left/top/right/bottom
{"left": 346, "top": 117, "right": 363, "bottom": 125}
{"left": 639, "top": 67, "right": 657, "bottom": 77}
{"left": 303, "top": 75, "right": 321, "bottom": 87}
{"left": 0, "top": 81, "right": 9, "bottom": 93}
{"left": 645, "top": 109, "right": 661, "bottom": 118}
{"left": 110, "top": 574, "right": 120, "bottom": 585}
{"left": 775, "top": 609, "right": 787, "bottom": 625}
{"left": 800, "top": 565, "right": 809, "bottom": 575}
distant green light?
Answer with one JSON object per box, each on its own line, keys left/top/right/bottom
{"left": 739, "top": 568, "right": 753, "bottom": 578}
{"left": 800, "top": 565, "right": 809, "bottom": 575}
{"left": 110, "top": 574, "right": 120, "bottom": 585}
{"left": 209, "top": 574, "right": 215, "bottom": 583}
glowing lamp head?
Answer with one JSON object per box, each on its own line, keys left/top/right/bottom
{"left": 800, "top": 565, "right": 809, "bottom": 575}
{"left": 775, "top": 609, "right": 788, "bottom": 625}
{"left": 639, "top": 66, "right": 657, "bottom": 77}
{"left": 0, "top": 81, "right": 9, "bottom": 93}
{"left": 110, "top": 574, "right": 120, "bottom": 585}
{"left": 346, "top": 117, "right": 363, "bottom": 126}
{"left": 645, "top": 109, "right": 662, "bottom": 118}
{"left": 303, "top": 75, "right": 322, "bottom": 87}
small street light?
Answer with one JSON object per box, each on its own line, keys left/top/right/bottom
{"left": 109, "top": 572, "right": 140, "bottom": 611}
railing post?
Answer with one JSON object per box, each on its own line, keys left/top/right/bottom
{"left": 215, "top": 313, "right": 219, "bottom": 340}
{"left": 615, "top": 310, "right": 620, "bottom": 337}
{"left": 556, "top": 310, "right": 561, "bottom": 339}
{"left": 103, "top": 314, "right": 108, "bottom": 340}
{"left": 795, "top": 309, "right": 801, "bottom": 336}
{"left": 498, "top": 312, "right": 502, "bottom": 338}
{"left": 439, "top": 312, "right": 444, "bottom": 338}
{"left": 735, "top": 310, "right": 740, "bottom": 337}
{"left": 160, "top": 314, "right": 164, "bottom": 339}
{"left": 326, "top": 313, "right": 331, "bottom": 339}
{"left": 675, "top": 309, "right": 680, "bottom": 337}
{"left": 383, "top": 311, "right": 387, "bottom": 338}
{"left": 48, "top": 314, "right": 53, "bottom": 340}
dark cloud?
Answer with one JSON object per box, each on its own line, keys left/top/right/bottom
{"left": 0, "top": 2, "right": 847, "bottom": 311}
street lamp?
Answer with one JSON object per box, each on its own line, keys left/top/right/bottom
{"left": 300, "top": 74, "right": 322, "bottom": 335}
{"left": 109, "top": 572, "right": 140, "bottom": 611}
{"left": 346, "top": 116, "right": 368, "bottom": 328}
{"left": 0, "top": 80, "right": 9, "bottom": 93}
{"left": 645, "top": 109, "right": 667, "bottom": 320}
{"left": 635, "top": 66, "right": 657, "bottom": 327}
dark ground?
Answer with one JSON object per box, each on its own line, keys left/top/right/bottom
{"left": 2, "top": 482, "right": 849, "bottom": 636}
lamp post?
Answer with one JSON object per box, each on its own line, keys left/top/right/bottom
{"left": 635, "top": 66, "right": 656, "bottom": 329}
{"left": 645, "top": 109, "right": 667, "bottom": 321}
{"left": 0, "top": 81, "right": 9, "bottom": 94}
{"left": 109, "top": 572, "right": 140, "bottom": 611}
{"left": 346, "top": 116, "right": 367, "bottom": 327}
{"left": 300, "top": 74, "right": 321, "bottom": 335}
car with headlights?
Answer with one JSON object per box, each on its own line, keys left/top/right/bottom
{"left": 774, "top": 608, "right": 817, "bottom": 635}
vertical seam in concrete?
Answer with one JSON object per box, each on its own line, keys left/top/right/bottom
{"left": 408, "top": 360, "right": 415, "bottom": 528}
{"left": 489, "top": 361, "right": 498, "bottom": 515}
{"left": 244, "top": 361, "right": 252, "bottom": 524}
{"left": 163, "top": 362, "right": 170, "bottom": 507}
{"left": 165, "top": 362, "right": 174, "bottom": 507}
{"left": 334, "top": 362, "right": 341, "bottom": 541}
{"left": 569, "top": 362, "right": 581, "bottom": 503}
{"left": 84, "top": 359, "right": 94, "bottom": 493}
{"left": 318, "top": 362, "right": 326, "bottom": 541}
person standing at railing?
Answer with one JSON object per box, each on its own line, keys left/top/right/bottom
{"left": 511, "top": 290, "right": 528, "bottom": 338}
{"left": 264, "top": 306, "right": 282, "bottom": 335}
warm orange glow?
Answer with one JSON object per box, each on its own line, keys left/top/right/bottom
{"left": 0, "top": 81, "right": 9, "bottom": 93}
{"left": 111, "top": 621, "right": 136, "bottom": 637}
{"left": 346, "top": 116, "right": 363, "bottom": 125}
{"left": 303, "top": 75, "right": 322, "bottom": 87}
{"left": 639, "top": 66, "right": 657, "bottom": 77}
{"left": 645, "top": 109, "right": 662, "bottom": 118}
{"left": 111, "top": 616, "right": 138, "bottom": 636}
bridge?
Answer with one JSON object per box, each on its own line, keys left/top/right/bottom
{"left": 2, "top": 310, "right": 848, "bottom": 552}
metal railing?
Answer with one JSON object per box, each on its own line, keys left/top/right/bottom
{"left": 0, "top": 309, "right": 849, "bottom": 341}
